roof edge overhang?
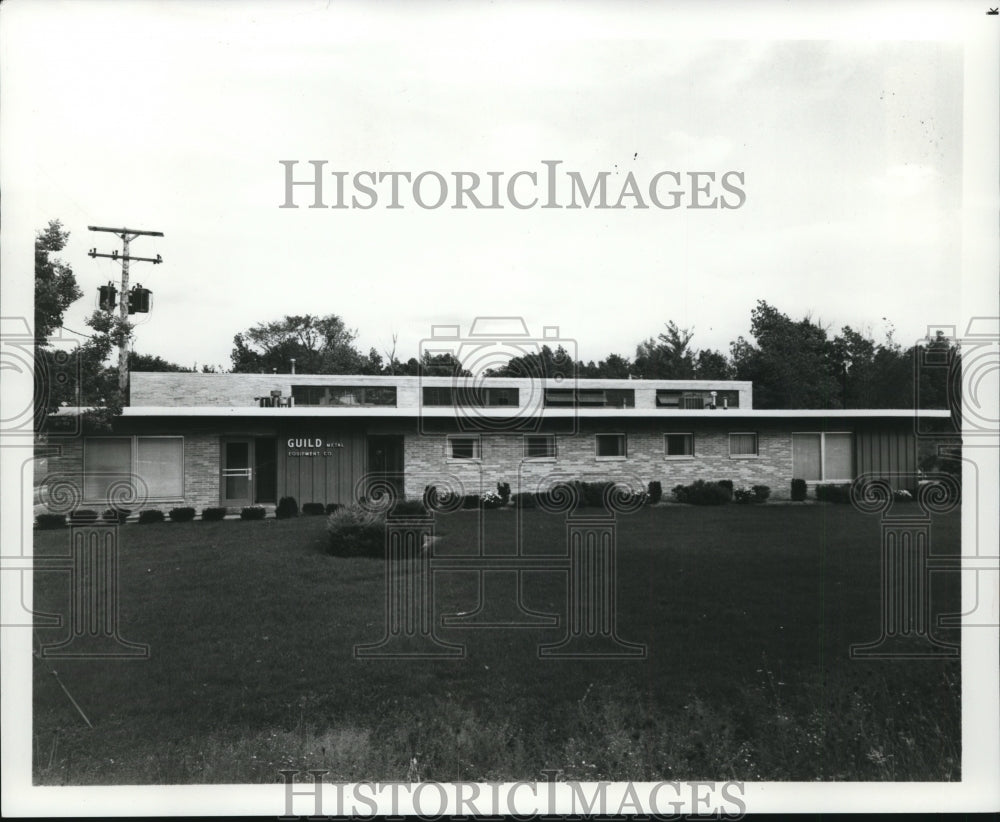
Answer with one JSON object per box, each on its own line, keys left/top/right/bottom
{"left": 95, "top": 407, "right": 956, "bottom": 420}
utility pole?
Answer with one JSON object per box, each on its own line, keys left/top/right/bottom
{"left": 88, "top": 225, "right": 164, "bottom": 396}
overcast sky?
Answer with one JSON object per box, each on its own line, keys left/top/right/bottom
{"left": 2, "top": 1, "right": 979, "bottom": 372}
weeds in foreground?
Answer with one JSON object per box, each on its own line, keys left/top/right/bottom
{"left": 34, "top": 662, "right": 959, "bottom": 784}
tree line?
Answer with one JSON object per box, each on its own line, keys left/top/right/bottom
{"left": 34, "top": 219, "right": 959, "bottom": 428}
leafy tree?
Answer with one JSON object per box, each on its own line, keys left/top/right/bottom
{"left": 634, "top": 322, "right": 697, "bottom": 379}
{"left": 483, "top": 345, "right": 576, "bottom": 379}
{"left": 693, "top": 349, "right": 733, "bottom": 380}
{"left": 230, "top": 314, "right": 368, "bottom": 374}
{"left": 129, "top": 352, "right": 192, "bottom": 372}
{"left": 34, "top": 220, "right": 82, "bottom": 345}
{"left": 731, "top": 301, "right": 841, "bottom": 409}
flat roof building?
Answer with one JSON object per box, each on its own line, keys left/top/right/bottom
{"left": 45, "top": 372, "right": 948, "bottom": 513}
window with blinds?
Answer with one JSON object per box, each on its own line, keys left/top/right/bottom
{"left": 729, "top": 432, "right": 758, "bottom": 457}
{"left": 793, "top": 432, "right": 853, "bottom": 481}
{"left": 84, "top": 436, "right": 184, "bottom": 502}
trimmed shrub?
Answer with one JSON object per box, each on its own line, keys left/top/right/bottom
{"left": 672, "top": 480, "right": 730, "bottom": 506}
{"left": 716, "top": 480, "right": 734, "bottom": 500}
{"left": 815, "top": 484, "right": 852, "bottom": 504}
{"left": 327, "top": 504, "right": 385, "bottom": 557}
{"left": 735, "top": 485, "right": 771, "bottom": 505}
{"left": 69, "top": 509, "right": 99, "bottom": 524}
{"left": 325, "top": 503, "right": 341, "bottom": 515}
{"left": 302, "top": 502, "right": 326, "bottom": 516}
{"left": 36, "top": 513, "right": 67, "bottom": 530}
{"left": 138, "top": 509, "right": 165, "bottom": 524}
{"left": 389, "top": 499, "right": 428, "bottom": 518}
{"left": 168, "top": 507, "right": 196, "bottom": 522}
{"left": 497, "top": 481, "right": 511, "bottom": 506}
{"left": 103, "top": 508, "right": 132, "bottom": 524}
{"left": 575, "top": 480, "right": 613, "bottom": 508}
{"left": 275, "top": 496, "right": 299, "bottom": 519}
{"left": 201, "top": 507, "right": 227, "bottom": 522}
{"left": 461, "top": 493, "right": 480, "bottom": 510}
{"left": 480, "top": 491, "right": 503, "bottom": 510}
{"left": 512, "top": 491, "right": 536, "bottom": 509}
{"left": 791, "top": 478, "right": 808, "bottom": 502}
{"left": 240, "top": 506, "right": 267, "bottom": 520}
{"left": 647, "top": 480, "right": 663, "bottom": 504}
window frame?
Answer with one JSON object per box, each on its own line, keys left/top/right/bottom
{"left": 595, "top": 433, "right": 628, "bottom": 461}
{"left": 83, "top": 435, "right": 185, "bottom": 503}
{"left": 792, "top": 431, "right": 854, "bottom": 482}
{"left": 523, "top": 434, "right": 557, "bottom": 461}
{"left": 446, "top": 434, "right": 482, "bottom": 462}
{"left": 728, "top": 431, "right": 759, "bottom": 458}
{"left": 663, "top": 433, "right": 695, "bottom": 459}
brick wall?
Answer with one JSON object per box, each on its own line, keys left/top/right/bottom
{"left": 38, "top": 432, "right": 220, "bottom": 513}
{"left": 403, "top": 425, "right": 794, "bottom": 500}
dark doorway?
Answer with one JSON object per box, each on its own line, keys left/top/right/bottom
{"left": 254, "top": 437, "right": 277, "bottom": 503}
{"left": 366, "top": 435, "right": 404, "bottom": 498}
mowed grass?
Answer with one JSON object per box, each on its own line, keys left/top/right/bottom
{"left": 32, "top": 504, "right": 961, "bottom": 784}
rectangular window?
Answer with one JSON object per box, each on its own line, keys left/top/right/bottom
{"left": 83, "top": 437, "right": 131, "bottom": 502}
{"left": 423, "top": 387, "right": 519, "bottom": 407}
{"left": 136, "top": 437, "right": 184, "bottom": 498}
{"left": 544, "top": 388, "right": 634, "bottom": 408}
{"left": 291, "top": 385, "right": 397, "bottom": 406}
{"left": 448, "top": 435, "right": 481, "bottom": 460}
{"left": 656, "top": 390, "right": 740, "bottom": 409}
{"left": 729, "top": 432, "right": 758, "bottom": 457}
{"left": 664, "top": 433, "right": 694, "bottom": 457}
{"left": 792, "top": 433, "right": 822, "bottom": 480}
{"left": 596, "top": 433, "right": 627, "bottom": 459}
{"left": 524, "top": 434, "right": 556, "bottom": 459}
{"left": 793, "top": 432, "right": 853, "bottom": 481}
{"left": 84, "top": 436, "right": 184, "bottom": 502}
{"left": 423, "top": 386, "right": 453, "bottom": 406}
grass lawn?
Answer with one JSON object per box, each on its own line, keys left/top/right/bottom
{"left": 32, "top": 504, "right": 961, "bottom": 784}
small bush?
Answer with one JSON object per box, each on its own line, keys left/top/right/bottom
{"left": 461, "top": 493, "right": 480, "bottom": 510}
{"left": 103, "top": 508, "right": 132, "bottom": 524}
{"left": 36, "top": 513, "right": 67, "bottom": 530}
{"left": 512, "top": 491, "right": 536, "bottom": 509}
{"left": 497, "top": 481, "right": 511, "bottom": 506}
{"left": 275, "top": 496, "right": 299, "bottom": 519}
{"left": 240, "top": 506, "right": 267, "bottom": 520}
{"left": 168, "top": 507, "right": 196, "bottom": 522}
{"left": 325, "top": 503, "right": 341, "bottom": 515}
{"left": 302, "top": 502, "right": 326, "bottom": 516}
{"left": 672, "top": 480, "right": 731, "bottom": 506}
{"left": 480, "top": 490, "right": 503, "bottom": 510}
{"left": 327, "top": 505, "right": 386, "bottom": 557}
{"left": 389, "top": 499, "right": 428, "bottom": 518}
{"left": 575, "top": 480, "right": 613, "bottom": 508}
{"left": 201, "top": 507, "right": 227, "bottom": 521}
{"left": 647, "top": 480, "right": 663, "bottom": 504}
{"left": 815, "top": 484, "right": 852, "bottom": 504}
{"left": 791, "top": 478, "right": 808, "bottom": 502}
{"left": 138, "top": 509, "right": 165, "bottom": 524}
{"left": 69, "top": 509, "right": 99, "bottom": 524}
{"left": 735, "top": 485, "right": 771, "bottom": 505}
{"left": 716, "top": 480, "right": 734, "bottom": 500}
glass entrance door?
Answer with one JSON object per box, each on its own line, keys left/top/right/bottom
{"left": 221, "top": 438, "right": 254, "bottom": 507}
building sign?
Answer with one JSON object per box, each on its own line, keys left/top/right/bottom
{"left": 287, "top": 437, "right": 345, "bottom": 457}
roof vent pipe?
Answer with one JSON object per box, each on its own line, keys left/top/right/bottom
{"left": 710, "top": 390, "right": 718, "bottom": 410}
{"left": 290, "top": 358, "right": 296, "bottom": 375}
